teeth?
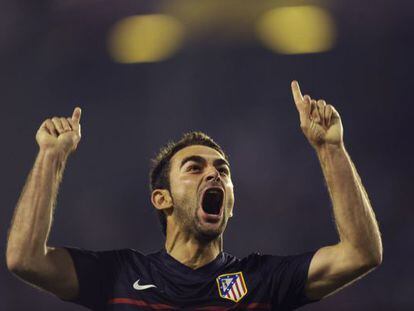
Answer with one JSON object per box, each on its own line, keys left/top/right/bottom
{"left": 207, "top": 188, "right": 221, "bottom": 193}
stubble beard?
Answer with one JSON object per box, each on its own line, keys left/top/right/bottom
{"left": 172, "top": 193, "right": 227, "bottom": 243}
{"left": 193, "top": 209, "right": 227, "bottom": 243}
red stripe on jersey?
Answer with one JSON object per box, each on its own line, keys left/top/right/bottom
{"left": 108, "top": 298, "right": 176, "bottom": 309}
{"left": 195, "top": 303, "right": 271, "bottom": 310}
{"left": 109, "top": 298, "right": 271, "bottom": 310}
{"left": 244, "top": 302, "right": 271, "bottom": 309}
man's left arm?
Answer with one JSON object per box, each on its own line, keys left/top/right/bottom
{"left": 290, "top": 81, "right": 383, "bottom": 301}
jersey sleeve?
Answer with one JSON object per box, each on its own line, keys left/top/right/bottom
{"left": 60, "top": 246, "right": 127, "bottom": 310}
{"left": 260, "top": 249, "right": 320, "bottom": 310}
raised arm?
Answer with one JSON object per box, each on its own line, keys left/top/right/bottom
{"left": 6, "top": 107, "right": 82, "bottom": 300}
{"left": 290, "top": 81, "right": 382, "bottom": 300}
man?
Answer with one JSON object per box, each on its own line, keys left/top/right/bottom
{"left": 6, "top": 81, "right": 382, "bottom": 310}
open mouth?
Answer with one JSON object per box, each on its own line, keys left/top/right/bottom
{"left": 201, "top": 187, "right": 224, "bottom": 216}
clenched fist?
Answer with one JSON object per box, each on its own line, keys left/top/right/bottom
{"left": 291, "top": 81, "right": 343, "bottom": 149}
{"left": 36, "top": 107, "right": 82, "bottom": 155}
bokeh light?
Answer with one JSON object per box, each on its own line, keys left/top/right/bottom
{"left": 255, "top": 6, "right": 336, "bottom": 54}
{"left": 108, "top": 14, "right": 185, "bottom": 63}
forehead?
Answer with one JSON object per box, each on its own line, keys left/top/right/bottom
{"left": 170, "top": 145, "right": 226, "bottom": 168}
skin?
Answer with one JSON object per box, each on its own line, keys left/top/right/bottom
{"left": 151, "top": 145, "right": 234, "bottom": 269}
{"left": 6, "top": 80, "right": 382, "bottom": 304}
{"left": 6, "top": 108, "right": 81, "bottom": 300}
{"left": 291, "top": 81, "right": 382, "bottom": 300}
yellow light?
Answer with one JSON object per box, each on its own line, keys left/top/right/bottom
{"left": 108, "top": 14, "right": 185, "bottom": 63}
{"left": 255, "top": 6, "right": 336, "bottom": 54}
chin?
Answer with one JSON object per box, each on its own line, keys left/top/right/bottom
{"left": 194, "top": 229, "right": 222, "bottom": 243}
{"left": 194, "top": 219, "right": 227, "bottom": 243}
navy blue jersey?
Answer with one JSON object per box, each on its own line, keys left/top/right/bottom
{"left": 62, "top": 247, "right": 320, "bottom": 310}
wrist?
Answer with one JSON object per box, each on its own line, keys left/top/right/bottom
{"left": 38, "top": 148, "right": 69, "bottom": 162}
{"left": 315, "top": 142, "right": 346, "bottom": 158}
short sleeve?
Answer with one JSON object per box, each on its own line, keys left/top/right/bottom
{"left": 60, "top": 246, "right": 126, "bottom": 310}
{"left": 261, "top": 249, "right": 320, "bottom": 310}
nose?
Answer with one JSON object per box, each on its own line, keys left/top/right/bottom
{"left": 205, "top": 167, "right": 221, "bottom": 182}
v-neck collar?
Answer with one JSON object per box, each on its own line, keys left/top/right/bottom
{"left": 159, "top": 248, "right": 226, "bottom": 276}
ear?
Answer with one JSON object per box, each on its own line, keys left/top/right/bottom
{"left": 151, "top": 189, "right": 173, "bottom": 211}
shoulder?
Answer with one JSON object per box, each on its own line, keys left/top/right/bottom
{"left": 238, "top": 252, "right": 283, "bottom": 266}
{"left": 63, "top": 246, "right": 154, "bottom": 269}
{"left": 107, "top": 248, "right": 164, "bottom": 267}
{"left": 64, "top": 246, "right": 138, "bottom": 259}
{"left": 219, "top": 252, "right": 273, "bottom": 273}
{"left": 237, "top": 250, "right": 318, "bottom": 274}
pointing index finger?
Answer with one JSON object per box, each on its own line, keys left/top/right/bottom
{"left": 72, "top": 107, "right": 82, "bottom": 123}
{"left": 291, "top": 80, "right": 304, "bottom": 105}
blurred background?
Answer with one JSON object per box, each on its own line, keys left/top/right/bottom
{"left": 1, "top": 0, "right": 413, "bottom": 310}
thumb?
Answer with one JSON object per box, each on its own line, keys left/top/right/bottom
{"left": 72, "top": 107, "right": 82, "bottom": 123}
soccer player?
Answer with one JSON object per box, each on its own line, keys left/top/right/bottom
{"left": 6, "top": 81, "right": 382, "bottom": 310}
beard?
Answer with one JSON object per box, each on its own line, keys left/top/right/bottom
{"left": 172, "top": 191, "right": 228, "bottom": 242}
{"left": 193, "top": 210, "right": 227, "bottom": 243}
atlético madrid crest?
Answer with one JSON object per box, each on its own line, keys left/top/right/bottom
{"left": 216, "top": 272, "right": 248, "bottom": 303}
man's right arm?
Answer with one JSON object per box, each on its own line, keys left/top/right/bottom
{"left": 6, "top": 108, "right": 82, "bottom": 300}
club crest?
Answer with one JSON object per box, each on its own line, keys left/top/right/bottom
{"left": 216, "top": 272, "right": 248, "bottom": 303}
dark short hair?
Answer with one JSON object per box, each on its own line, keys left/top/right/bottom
{"left": 149, "top": 131, "right": 229, "bottom": 236}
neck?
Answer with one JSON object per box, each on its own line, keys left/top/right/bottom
{"left": 165, "top": 227, "right": 223, "bottom": 270}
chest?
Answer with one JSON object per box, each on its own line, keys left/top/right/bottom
{"left": 105, "top": 263, "right": 272, "bottom": 310}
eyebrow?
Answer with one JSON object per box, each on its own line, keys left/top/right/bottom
{"left": 180, "top": 155, "right": 230, "bottom": 170}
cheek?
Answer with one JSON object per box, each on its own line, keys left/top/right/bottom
{"left": 225, "top": 185, "right": 235, "bottom": 207}
{"left": 171, "top": 177, "right": 198, "bottom": 200}
{"left": 227, "top": 194, "right": 235, "bottom": 208}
